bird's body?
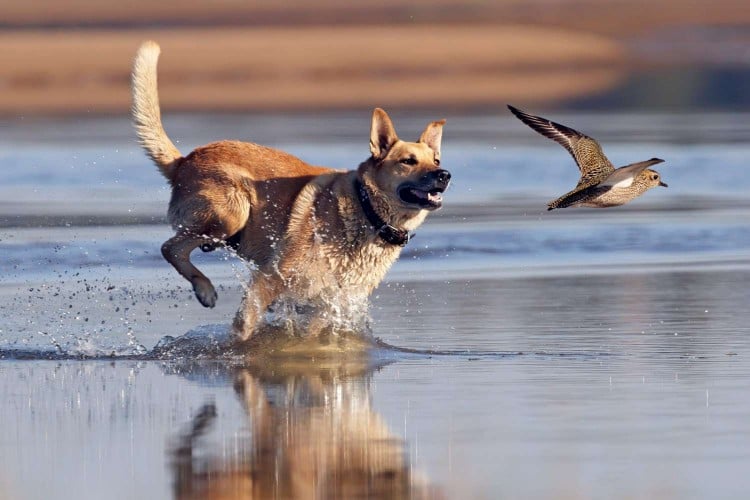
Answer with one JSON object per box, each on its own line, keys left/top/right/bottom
{"left": 508, "top": 105, "right": 667, "bottom": 210}
{"left": 548, "top": 164, "right": 667, "bottom": 209}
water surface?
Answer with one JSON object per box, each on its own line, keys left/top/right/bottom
{"left": 1, "top": 112, "right": 750, "bottom": 499}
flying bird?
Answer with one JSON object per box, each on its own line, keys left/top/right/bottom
{"left": 508, "top": 105, "right": 667, "bottom": 210}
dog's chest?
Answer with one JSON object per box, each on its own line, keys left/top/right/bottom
{"left": 283, "top": 180, "right": 404, "bottom": 294}
{"left": 316, "top": 235, "right": 401, "bottom": 290}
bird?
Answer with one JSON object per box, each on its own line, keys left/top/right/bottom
{"left": 508, "top": 105, "right": 668, "bottom": 210}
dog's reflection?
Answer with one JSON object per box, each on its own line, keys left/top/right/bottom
{"left": 170, "top": 360, "right": 440, "bottom": 499}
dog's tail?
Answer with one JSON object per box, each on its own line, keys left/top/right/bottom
{"left": 131, "top": 41, "right": 182, "bottom": 181}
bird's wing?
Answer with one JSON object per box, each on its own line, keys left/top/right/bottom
{"left": 508, "top": 105, "right": 615, "bottom": 187}
{"left": 547, "top": 184, "right": 611, "bottom": 210}
{"left": 600, "top": 158, "right": 665, "bottom": 188}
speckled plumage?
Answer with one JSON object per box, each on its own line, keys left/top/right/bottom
{"left": 508, "top": 105, "right": 668, "bottom": 210}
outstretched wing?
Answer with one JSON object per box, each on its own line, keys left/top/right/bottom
{"left": 508, "top": 105, "right": 615, "bottom": 187}
{"left": 600, "top": 158, "right": 665, "bottom": 188}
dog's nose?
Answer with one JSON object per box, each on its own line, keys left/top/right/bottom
{"left": 436, "top": 169, "right": 451, "bottom": 184}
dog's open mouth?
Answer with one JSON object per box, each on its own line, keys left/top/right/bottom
{"left": 398, "top": 185, "right": 445, "bottom": 209}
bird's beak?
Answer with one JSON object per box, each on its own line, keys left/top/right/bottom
{"left": 659, "top": 181, "right": 668, "bottom": 188}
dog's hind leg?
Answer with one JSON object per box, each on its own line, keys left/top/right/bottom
{"left": 199, "top": 231, "right": 242, "bottom": 253}
{"left": 162, "top": 232, "right": 219, "bottom": 308}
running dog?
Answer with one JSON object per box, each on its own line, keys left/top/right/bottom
{"left": 131, "top": 41, "right": 450, "bottom": 340}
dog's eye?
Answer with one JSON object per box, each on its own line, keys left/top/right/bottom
{"left": 400, "top": 157, "right": 418, "bottom": 166}
{"left": 435, "top": 159, "right": 441, "bottom": 166}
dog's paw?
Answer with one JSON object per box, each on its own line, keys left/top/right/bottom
{"left": 193, "top": 278, "right": 218, "bottom": 308}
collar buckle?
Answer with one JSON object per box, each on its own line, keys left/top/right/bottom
{"left": 377, "top": 224, "right": 413, "bottom": 247}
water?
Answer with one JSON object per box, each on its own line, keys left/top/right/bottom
{"left": 1, "top": 112, "right": 750, "bottom": 499}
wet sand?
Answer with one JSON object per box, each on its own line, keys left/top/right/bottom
{"left": 5, "top": 0, "right": 750, "bottom": 35}
{"left": 0, "top": 25, "right": 624, "bottom": 115}
{"left": 2, "top": 0, "right": 750, "bottom": 116}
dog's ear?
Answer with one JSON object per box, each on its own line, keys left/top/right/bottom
{"left": 370, "top": 108, "right": 399, "bottom": 159}
{"left": 418, "top": 119, "right": 446, "bottom": 160}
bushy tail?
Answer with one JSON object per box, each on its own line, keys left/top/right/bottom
{"left": 131, "top": 41, "right": 182, "bottom": 181}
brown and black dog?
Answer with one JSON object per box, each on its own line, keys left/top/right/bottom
{"left": 131, "top": 41, "right": 450, "bottom": 340}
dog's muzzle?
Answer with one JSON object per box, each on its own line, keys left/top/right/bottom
{"left": 398, "top": 169, "right": 451, "bottom": 210}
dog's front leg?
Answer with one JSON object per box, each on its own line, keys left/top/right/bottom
{"left": 161, "top": 232, "right": 218, "bottom": 308}
{"left": 231, "top": 275, "right": 280, "bottom": 340}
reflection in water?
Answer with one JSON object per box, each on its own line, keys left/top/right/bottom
{"left": 151, "top": 322, "right": 383, "bottom": 362}
{"left": 169, "top": 360, "right": 440, "bottom": 500}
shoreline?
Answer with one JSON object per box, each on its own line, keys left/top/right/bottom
{"left": 0, "top": 25, "right": 625, "bottom": 115}
{"left": 1, "top": 1, "right": 749, "bottom": 117}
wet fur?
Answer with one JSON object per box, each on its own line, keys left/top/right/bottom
{"left": 131, "top": 41, "right": 449, "bottom": 340}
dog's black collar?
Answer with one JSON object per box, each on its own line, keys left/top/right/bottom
{"left": 354, "top": 179, "right": 412, "bottom": 246}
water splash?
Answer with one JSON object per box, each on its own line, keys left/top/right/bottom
{"left": 151, "top": 290, "right": 378, "bottom": 361}
{"left": 260, "top": 291, "right": 373, "bottom": 338}
{"left": 1, "top": 276, "right": 154, "bottom": 354}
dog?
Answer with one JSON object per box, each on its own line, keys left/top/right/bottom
{"left": 131, "top": 41, "right": 450, "bottom": 340}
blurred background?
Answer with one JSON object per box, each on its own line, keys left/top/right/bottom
{"left": 1, "top": 0, "right": 749, "bottom": 115}
{"left": 3, "top": 5, "right": 750, "bottom": 500}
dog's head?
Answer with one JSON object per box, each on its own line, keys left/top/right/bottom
{"left": 362, "top": 108, "right": 450, "bottom": 214}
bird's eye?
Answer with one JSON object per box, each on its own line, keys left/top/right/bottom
{"left": 400, "top": 157, "right": 417, "bottom": 166}
{"left": 652, "top": 174, "right": 658, "bottom": 180}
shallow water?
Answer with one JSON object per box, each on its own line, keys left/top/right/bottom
{"left": 2, "top": 112, "right": 750, "bottom": 499}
